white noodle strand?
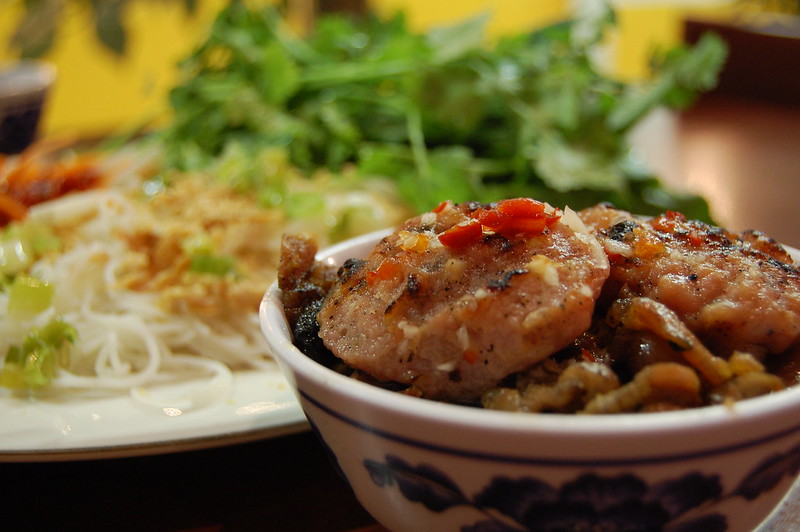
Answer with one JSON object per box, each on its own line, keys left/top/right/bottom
{"left": 5, "top": 179, "right": 268, "bottom": 409}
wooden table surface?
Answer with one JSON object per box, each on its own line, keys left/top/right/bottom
{"left": 2, "top": 94, "right": 799, "bottom": 531}
{"left": 634, "top": 94, "right": 800, "bottom": 249}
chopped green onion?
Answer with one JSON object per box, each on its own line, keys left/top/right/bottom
{"left": 0, "top": 318, "right": 76, "bottom": 390}
{"left": 0, "top": 238, "right": 30, "bottom": 276}
{"left": 182, "top": 233, "right": 238, "bottom": 277}
{"left": 189, "top": 254, "right": 237, "bottom": 276}
{"left": 0, "top": 222, "right": 62, "bottom": 277}
{"left": 30, "top": 229, "right": 61, "bottom": 255}
{"left": 7, "top": 275, "right": 54, "bottom": 318}
{"left": 181, "top": 233, "right": 215, "bottom": 256}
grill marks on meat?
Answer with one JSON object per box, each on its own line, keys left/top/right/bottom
{"left": 278, "top": 234, "right": 337, "bottom": 326}
{"left": 579, "top": 204, "right": 800, "bottom": 360}
{"left": 316, "top": 202, "right": 610, "bottom": 402}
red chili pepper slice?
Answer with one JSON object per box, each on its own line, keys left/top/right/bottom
{"left": 432, "top": 200, "right": 451, "bottom": 213}
{"left": 687, "top": 230, "right": 705, "bottom": 247}
{"left": 452, "top": 198, "right": 561, "bottom": 245}
{"left": 439, "top": 220, "right": 483, "bottom": 249}
{"left": 545, "top": 211, "right": 561, "bottom": 227}
{"left": 494, "top": 215, "right": 547, "bottom": 238}
{"left": 496, "top": 197, "right": 546, "bottom": 218}
{"left": 470, "top": 207, "right": 502, "bottom": 227}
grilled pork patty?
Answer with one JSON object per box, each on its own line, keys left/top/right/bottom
{"left": 579, "top": 204, "right": 800, "bottom": 360}
{"left": 316, "top": 200, "right": 610, "bottom": 402}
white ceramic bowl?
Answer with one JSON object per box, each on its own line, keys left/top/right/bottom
{"left": 260, "top": 229, "right": 800, "bottom": 532}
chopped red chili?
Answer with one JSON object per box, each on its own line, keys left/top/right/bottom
{"left": 686, "top": 230, "right": 705, "bottom": 247}
{"left": 439, "top": 220, "right": 483, "bottom": 249}
{"left": 437, "top": 198, "right": 561, "bottom": 249}
{"left": 0, "top": 154, "right": 106, "bottom": 227}
{"left": 471, "top": 207, "right": 503, "bottom": 228}
{"left": 493, "top": 216, "right": 547, "bottom": 238}
{"left": 495, "top": 197, "right": 546, "bottom": 218}
{"left": 0, "top": 194, "right": 28, "bottom": 225}
{"left": 470, "top": 198, "right": 560, "bottom": 239}
{"left": 652, "top": 211, "right": 686, "bottom": 233}
{"left": 432, "top": 200, "right": 452, "bottom": 213}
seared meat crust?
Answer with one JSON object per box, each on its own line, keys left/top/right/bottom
{"left": 579, "top": 204, "right": 800, "bottom": 359}
{"left": 278, "top": 233, "right": 337, "bottom": 326}
{"left": 317, "top": 201, "right": 610, "bottom": 402}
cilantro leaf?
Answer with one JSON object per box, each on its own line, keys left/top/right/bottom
{"left": 159, "top": 4, "right": 727, "bottom": 222}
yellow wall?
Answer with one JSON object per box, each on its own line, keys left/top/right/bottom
{"left": 613, "top": 2, "right": 737, "bottom": 81}
{"left": 0, "top": 0, "right": 229, "bottom": 139}
{"left": 0, "top": 0, "right": 736, "bottom": 140}
{"left": 373, "top": 0, "right": 568, "bottom": 35}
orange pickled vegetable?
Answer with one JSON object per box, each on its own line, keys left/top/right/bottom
{"left": 366, "top": 259, "right": 402, "bottom": 285}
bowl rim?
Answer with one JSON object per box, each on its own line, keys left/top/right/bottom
{"left": 260, "top": 228, "right": 800, "bottom": 437}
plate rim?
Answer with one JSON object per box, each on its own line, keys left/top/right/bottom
{"left": 0, "top": 366, "right": 309, "bottom": 462}
{"left": 0, "top": 418, "right": 309, "bottom": 462}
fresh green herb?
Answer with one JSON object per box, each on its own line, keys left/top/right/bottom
{"left": 1, "top": 317, "right": 76, "bottom": 390}
{"left": 161, "top": 3, "right": 726, "bottom": 220}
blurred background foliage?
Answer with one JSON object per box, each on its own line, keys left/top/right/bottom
{"left": 0, "top": 0, "right": 790, "bottom": 139}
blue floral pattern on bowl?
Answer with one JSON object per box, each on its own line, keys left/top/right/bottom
{"left": 363, "top": 443, "right": 800, "bottom": 532}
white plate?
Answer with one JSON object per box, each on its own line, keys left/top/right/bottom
{"left": 0, "top": 365, "right": 307, "bottom": 462}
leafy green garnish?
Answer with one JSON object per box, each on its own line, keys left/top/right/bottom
{"left": 161, "top": 3, "right": 726, "bottom": 220}
{"left": 1, "top": 317, "right": 76, "bottom": 390}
